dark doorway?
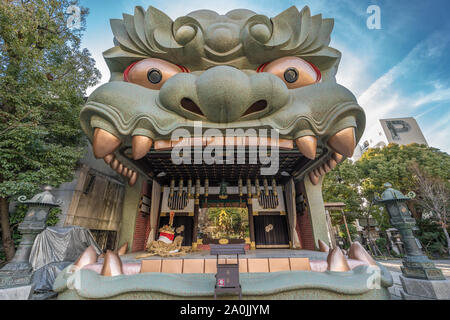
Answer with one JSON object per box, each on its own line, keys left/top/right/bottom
{"left": 159, "top": 216, "right": 194, "bottom": 246}
{"left": 90, "top": 230, "right": 117, "bottom": 252}
{"left": 254, "top": 215, "right": 290, "bottom": 248}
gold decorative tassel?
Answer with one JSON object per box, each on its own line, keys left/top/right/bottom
{"left": 263, "top": 178, "right": 269, "bottom": 196}
{"left": 195, "top": 179, "right": 201, "bottom": 198}
{"left": 247, "top": 179, "right": 252, "bottom": 198}
{"left": 187, "top": 179, "right": 192, "bottom": 198}
{"left": 170, "top": 179, "right": 175, "bottom": 198}
{"left": 272, "top": 179, "right": 278, "bottom": 197}
{"left": 255, "top": 179, "right": 261, "bottom": 197}
{"left": 178, "top": 179, "right": 184, "bottom": 198}
{"left": 204, "top": 179, "right": 209, "bottom": 197}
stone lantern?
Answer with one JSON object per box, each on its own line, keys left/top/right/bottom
{"left": 376, "top": 183, "right": 444, "bottom": 280}
{"left": 0, "top": 186, "right": 61, "bottom": 290}
{"left": 376, "top": 183, "right": 449, "bottom": 300}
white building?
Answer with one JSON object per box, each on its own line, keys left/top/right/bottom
{"left": 353, "top": 117, "right": 428, "bottom": 161}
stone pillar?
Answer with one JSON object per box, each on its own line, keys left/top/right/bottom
{"left": 0, "top": 186, "right": 61, "bottom": 296}
{"left": 118, "top": 175, "right": 142, "bottom": 251}
{"left": 303, "top": 177, "right": 330, "bottom": 250}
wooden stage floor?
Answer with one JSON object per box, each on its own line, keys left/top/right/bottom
{"left": 120, "top": 249, "right": 329, "bottom": 262}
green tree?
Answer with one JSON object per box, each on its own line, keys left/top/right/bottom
{"left": 323, "top": 159, "right": 363, "bottom": 218}
{"left": 322, "top": 143, "right": 450, "bottom": 255}
{"left": 410, "top": 162, "right": 450, "bottom": 255}
{"left": 357, "top": 144, "right": 450, "bottom": 209}
{"left": 0, "top": 0, "right": 100, "bottom": 261}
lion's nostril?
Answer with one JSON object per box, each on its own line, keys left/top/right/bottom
{"left": 242, "top": 100, "right": 268, "bottom": 117}
{"left": 181, "top": 98, "right": 204, "bottom": 116}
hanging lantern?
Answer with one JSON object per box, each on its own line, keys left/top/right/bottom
{"left": 263, "top": 178, "right": 269, "bottom": 196}
{"left": 187, "top": 179, "right": 192, "bottom": 198}
{"left": 170, "top": 179, "right": 175, "bottom": 198}
{"left": 238, "top": 178, "right": 243, "bottom": 197}
{"left": 204, "top": 179, "right": 209, "bottom": 197}
{"left": 178, "top": 179, "right": 184, "bottom": 198}
{"left": 195, "top": 179, "right": 201, "bottom": 198}
{"left": 272, "top": 179, "right": 278, "bottom": 197}
{"left": 255, "top": 178, "right": 261, "bottom": 197}
{"left": 219, "top": 181, "right": 228, "bottom": 200}
{"left": 247, "top": 179, "right": 252, "bottom": 198}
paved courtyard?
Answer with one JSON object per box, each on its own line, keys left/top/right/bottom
{"left": 377, "top": 259, "right": 450, "bottom": 278}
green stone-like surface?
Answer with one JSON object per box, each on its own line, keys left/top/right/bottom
{"left": 54, "top": 263, "right": 393, "bottom": 300}
{"left": 118, "top": 175, "right": 143, "bottom": 250}
{"left": 79, "top": 6, "right": 366, "bottom": 183}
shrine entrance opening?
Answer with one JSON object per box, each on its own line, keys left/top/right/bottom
{"left": 198, "top": 198, "right": 250, "bottom": 245}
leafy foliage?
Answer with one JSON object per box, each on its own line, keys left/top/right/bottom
{"left": 0, "top": 0, "right": 100, "bottom": 260}
{"left": 323, "top": 143, "right": 450, "bottom": 256}
{"left": 357, "top": 144, "right": 450, "bottom": 199}
{"left": 323, "top": 159, "right": 363, "bottom": 218}
{"left": 375, "top": 237, "right": 389, "bottom": 256}
{"left": 416, "top": 218, "right": 449, "bottom": 257}
{"left": 0, "top": 0, "right": 100, "bottom": 197}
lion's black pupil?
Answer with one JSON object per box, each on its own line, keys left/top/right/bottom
{"left": 284, "top": 68, "right": 299, "bottom": 83}
{"left": 147, "top": 69, "right": 162, "bottom": 84}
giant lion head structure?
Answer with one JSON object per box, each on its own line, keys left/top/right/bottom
{"left": 80, "top": 5, "right": 365, "bottom": 187}
{"left": 56, "top": 6, "right": 397, "bottom": 302}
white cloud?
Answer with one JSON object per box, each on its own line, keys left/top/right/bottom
{"left": 422, "top": 111, "right": 450, "bottom": 153}
{"left": 357, "top": 31, "right": 450, "bottom": 153}
{"left": 334, "top": 43, "right": 372, "bottom": 97}
{"left": 412, "top": 88, "right": 450, "bottom": 107}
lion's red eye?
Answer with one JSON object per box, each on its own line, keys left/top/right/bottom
{"left": 258, "top": 57, "right": 321, "bottom": 89}
{"left": 124, "top": 58, "right": 188, "bottom": 90}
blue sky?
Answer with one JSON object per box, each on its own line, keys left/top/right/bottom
{"left": 79, "top": 0, "right": 450, "bottom": 153}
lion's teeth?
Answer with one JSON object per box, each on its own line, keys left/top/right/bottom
{"left": 295, "top": 136, "right": 317, "bottom": 160}
{"left": 93, "top": 128, "right": 121, "bottom": 159}
{"left": 110, "top": 159, "right": 119, "bottom": 170}
{"left": 117, "top": 243, "right": 128, "bottom": 256}
{"left": 327, "top": 247, "right": 351, "bottom": 272}
{"left": 323, "top": 162, "right": 332, "bottom": 173}
{"left": 127, "top": 169, "right": 133, "bottom": 179}
{"left": 309, "top": 171, "right": 319, "bottom": 185}
{"left": 132, "top": 136, "right": 153, "bottom": 160}
{"left": 332, "top": 152, "right": 344, "bottom": 164}
{"left": 129, "top": 171, "right": 138, "bottom": 187}
{"left": 103, "top": 154, "right": 115, "bottom": 165}
{"left": 318, "top": 240, "right": 330, "bottom": 253}
{"left": 116, "top": 163, "right": 124, "bottom": 175}
{"left": 100, "top": 250, "right": 123, "bottom": 277}
{"left": 74, "top": 246, "right": 98, "bottom": 269}
{"left": 348, "top": 242, "right": 377, "bottom": 266}
{"left": 327, "top": 127, "right": 356, "bottom": 158}
{"left": 328, "top": 158, "right": 338, "bottom": 169}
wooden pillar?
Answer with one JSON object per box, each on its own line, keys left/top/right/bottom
{"left": 192, "top": 199, "right": 200, "bottom": 246}
{"left": 247, "top": 198, "right": 256, "bottom": 250}
{"left": 342, "top": 209, "right": 353, "bottom": 245}
{"left": 325, "top": 209, "right": 337, "bottom": 248}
